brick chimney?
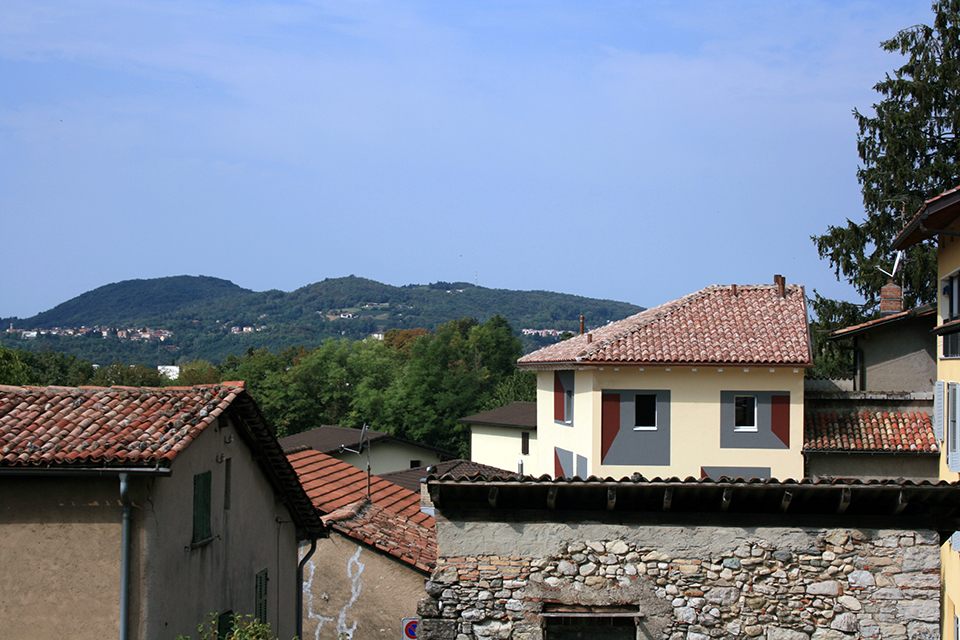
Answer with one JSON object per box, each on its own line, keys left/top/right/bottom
{"left": 879, "top": 280, "right": 903, "bottom": 315}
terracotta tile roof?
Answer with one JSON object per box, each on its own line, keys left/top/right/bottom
{"left": 0, "top": 384, "right": 240, "bottom": 468}
{"left": 804, "top": 410, "right": 938, "bottom": 453}
{"left": 0, "top": 383, "right": 325, "bottom": 537}
{"left": 379, "top": 459, "right": 516, "bottom": 493}
{"left": 280, "top": 424, "right": 454, "bottom": 458}
{"left": 517, "top": 284, "right": 811, "bottom": 367}
{"left": 457, "top": 402, "right": 537, "bottom": 429}
{"left": 828, "top": 304, "right": 936, "bottom": 340}
{"left": 288, "top": 448, "right": 436, "bottom": 571}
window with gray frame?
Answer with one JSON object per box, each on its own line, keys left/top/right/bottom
{"left": 192, "top": 471, "right": 212, "bottom": 543}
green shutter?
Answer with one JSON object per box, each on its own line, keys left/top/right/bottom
{"left": 255, "top": 568, "right": 268, "bottom": 622}
{"left": 193, "top": 471, "right": 212, "bottom": 543}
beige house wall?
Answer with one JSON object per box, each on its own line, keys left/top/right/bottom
{"left": 534, "top": 366, "right": 805, "bottom": 479}
{"left": 470, "top": 424, "right": 536, "bottom": 476}
{"left": 335, "top": 442, "right": 445, "bottom": 475}
{"left": 300, "top": 532, "right": 426, "bottom": 640}
{"left": 0, "top": 476, "right": 124, "bottom": 640}
{"left": 138, "top": 414, "right": 301, "bottom": 640}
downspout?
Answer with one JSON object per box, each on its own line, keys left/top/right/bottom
{"left": 119, "top": 473, "right": 132, "bottom": 640}
{"left": 297, "top": 538, "right": 319, "bottom": 640}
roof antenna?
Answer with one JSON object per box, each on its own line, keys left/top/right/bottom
{"left": 339, "top": 425, "right": 372, "bottom": 498}
{"left": 876, "top": 251, "right": 903, "bottom": 278}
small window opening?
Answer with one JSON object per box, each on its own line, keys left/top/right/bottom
{"left": 734, "top": 396, "right": 757, "bottom": 431}
{"left": 409, "top": 460, "right": 421, "bottom": 469}
{"left": 521, "top": 431, "right": 530, "bottom": 455}
{"left": 634, "top": 394, "right": 657, "bottom": 430}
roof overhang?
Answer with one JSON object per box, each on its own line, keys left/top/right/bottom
{"left": 427, "top": 476, "right": 960, "bottom": 533}
{"left": 828, "top": 304, "right": 936, "bottom": 340}
{"left": 892, "top": 186, "right": 960, "bottom": 250}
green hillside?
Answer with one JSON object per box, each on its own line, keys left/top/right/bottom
{"left": 1, "top": 275, "right": 644, "bottom": 365}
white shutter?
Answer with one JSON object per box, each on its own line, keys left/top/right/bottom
{"left": 935, "top": 380, "right": 946, "bottom": 442}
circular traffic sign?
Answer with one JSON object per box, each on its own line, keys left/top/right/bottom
{"left": 403, "top": 618, "right": 418, "bottom": 639}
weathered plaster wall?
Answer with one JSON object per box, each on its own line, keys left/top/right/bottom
{"left": 140, "top": 414, "right": 301, "bottom": 640}
{"left": 858, "top": 315, "right": 936, "bottom": 393}
{"left": 0, "top": 476, "right": 124, "bottom": 640}
{"left": 804, "top": 453, "right": 938, "bottom": 482}
{"left": 419, "top": 520, "right": 940, "bottom": 640}
{"left": 301, "top": 532, "right": 427, "bottom": 640}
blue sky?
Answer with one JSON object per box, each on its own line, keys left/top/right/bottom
{"left": 0, "top": 0, "right": 938, "bottom": 320}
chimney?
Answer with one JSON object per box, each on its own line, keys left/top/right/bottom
{"left": 579, "top": 315, "right": 585, "bottom": 335}
{"left": 880, "top": 280, "right": 903, "bottom": 315}
{"left": 774, "top": 274, "right": 785, "bottom": 298}
{"left": 730, "top": 284, "right": 738, "bottom": 297}
{"left": 586, "top": 333, "right": 593, "bottom": 344}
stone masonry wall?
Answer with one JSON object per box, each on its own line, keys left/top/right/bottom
{"left": 418, "top": 522, "right": 940, "bottom": 640}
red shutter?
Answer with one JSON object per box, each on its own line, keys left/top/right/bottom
{"left": 554, "top": 372, "right": 565, "bottom": 421}
{"left": 601, "top": 393, "right": 620, "bottom": 463}
{"left": 554, "top": 448, "right": 564, "bottom": 478}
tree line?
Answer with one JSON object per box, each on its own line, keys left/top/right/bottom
{"left": 0, "top": 316, "right": 535, "bottom": 457}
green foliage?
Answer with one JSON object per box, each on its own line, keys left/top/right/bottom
{"left": 481, "top": 370, "right": 537, "bottom": 411}
{"left": 1, "top": 275, "right": 642, "bottom": 366}
{"left": 806, "top": 293, "right": 869, "bottom": 379}
{"left": 91, "top": 362, "right": 162, "bottom": 387}
{"left": 811, "top": 0, "right": 960, "bottom": 371}
{"left": 175, "top": 612, "right": 295, "bottom": 640}
{"left": 0, "top": 344, "right": 32, "bottom": 385}
{"left": 175, "top": 359, "right": 222, "bottom": 386}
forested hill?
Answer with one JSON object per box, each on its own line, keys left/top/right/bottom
{"left": 1, "top": 275, "right": 644, "bottom": 365}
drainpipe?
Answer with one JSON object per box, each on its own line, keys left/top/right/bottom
{"left": 297, "top": 538, "right": 319, "bottom": 640}
{"left": 119, "top": 473, "right": 132, "bottom": 640}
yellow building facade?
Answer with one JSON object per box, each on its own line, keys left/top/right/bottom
{"left": 892, "top": 185, "right": 960, "bottom": 639}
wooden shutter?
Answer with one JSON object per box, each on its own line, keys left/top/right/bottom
{"left": 255, "top": 568, "right": 268, "bottom": 622}
{"left": 600, "top": 393, "right": 620, "bottom": 462}
{"left": 770, "top": 395, "right": 790, "bottom": 448}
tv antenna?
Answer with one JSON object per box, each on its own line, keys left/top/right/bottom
{"left": 340, "top": 424, "right": 373, "bottom": 498}
{"left": 876, "top": 250, "right": 903, "bottom": 279}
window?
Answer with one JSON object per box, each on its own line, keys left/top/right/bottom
{"left": 192, "top": 471, "right": 212, "bottom": 543}
{"left": 542, "top": 604, "right": 639, "bottom": 640}
{"left": 720, "top": 391, "right": 790, "bottom": 449}
{"left": 734, "top": 396, "right": 757, "bottom": 431}
{"left": 521, "top": 432, "right": 530, "bottom": 455}
{"left": 255, "top": 568, "right": 268, "bottom": 622}
{"left": 634, "top": 394, "right": 658, "bottom": 430}
{"left": 949, "top": 382, "right": 960, "bottom": 472}
{"left": 409, "top": 460, "right": 421, "bottom": 468}
{"left": 218, "top": 612, "right": 234, "bottom": 639}
{"left": 943, "top": 273, "right": 960, "bottom": 357}
{"left": 600, "top": 390, "right": 670, "bottom": 466}
{"left": 554, "top": 371, "right": 574, "bottom": 425}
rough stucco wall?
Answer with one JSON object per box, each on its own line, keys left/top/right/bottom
{"left": 301, "top": 532, "right": 427, "bottom": 640}
{"left": 0, "top": 476, "right": 124, "bottom": 640}
{"left": 139, "top": 416, "right": 300, "bottom": 640}
{"left": 859, "top": 315, "right": 936, "bottom": 393}
{"left": 420, "top": 519, "right": 941, "bottom": 640}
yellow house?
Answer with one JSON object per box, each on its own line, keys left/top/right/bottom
{"left": 892, "top": 185, "right": 960, "bottom": 639}
{"left": 515, "top": 279, "right": 811, "bottom": 480}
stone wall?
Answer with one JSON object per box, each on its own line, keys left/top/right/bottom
{"left": 418, "top": 522, "right": 940, "bottom": 640}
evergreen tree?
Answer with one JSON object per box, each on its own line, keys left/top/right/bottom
{"left": 813, "top": 0, "right": 960, "bottom": 310}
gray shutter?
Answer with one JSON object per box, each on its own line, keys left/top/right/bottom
{"left": 935, "top": 380, "right": 945, "bottom": 442}
{"left": 192, "top": 471, "right": 212, "bottom": 543}
{"left": 951, "top": 384, "right": 960, "bottom": 472}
